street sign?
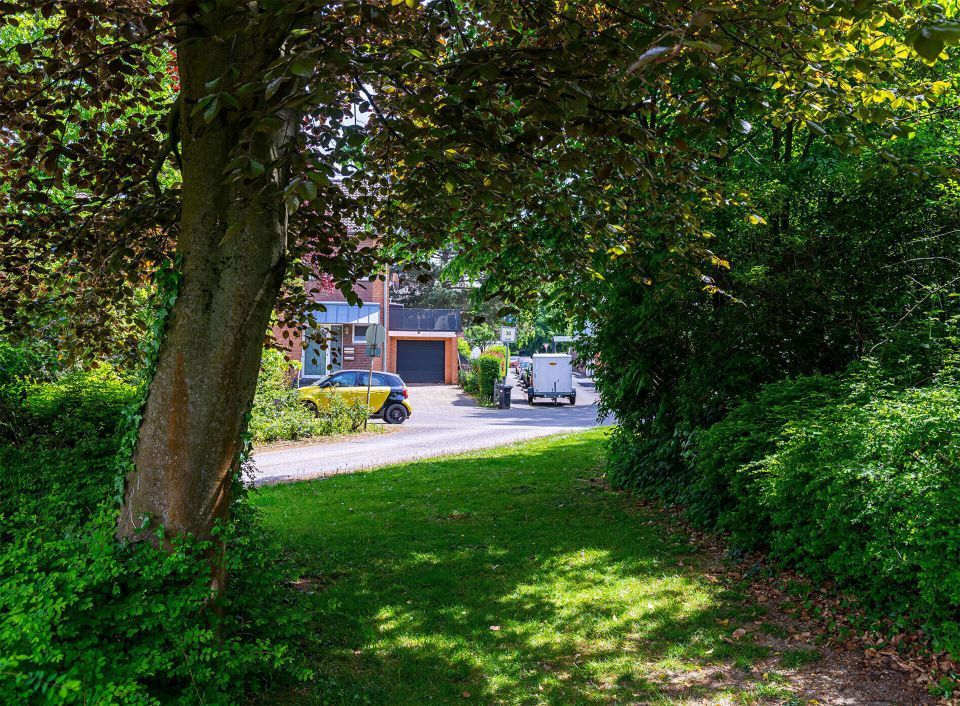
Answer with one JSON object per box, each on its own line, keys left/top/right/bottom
{"left": 500, "top": 326, "right": 517, "bottom": 343}
{"left": 362, "top": 328, "right": 385, "bottom": 432}
{"left": 365, "top": 323, "right": 386, "bottom": 346}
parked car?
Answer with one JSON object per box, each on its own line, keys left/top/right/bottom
{"left": 510, "top": 356, "right": 530, "bottom": 372}
{"left": 299, "top": 370, "right": 412, "bottom": 424}
{"left": 517, "top": 360, "right": 533, "bottom": 387}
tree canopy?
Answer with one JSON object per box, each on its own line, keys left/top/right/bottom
{"left": 3, "top": 1, "right": 957, "bottom": 345}
{"left": 1, "top": 0, "right": 958, "bottom": 543}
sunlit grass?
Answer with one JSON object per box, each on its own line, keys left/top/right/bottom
{"left": 253, "top": 429, "right": 782, "bottom": 704}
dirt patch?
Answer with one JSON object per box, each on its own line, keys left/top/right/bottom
{"left": 633, "top": 498, "right": 950, "bottom": 706}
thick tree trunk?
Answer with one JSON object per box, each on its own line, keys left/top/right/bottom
{"left": 117, "top": 11, "right": 294, "bottom": 558}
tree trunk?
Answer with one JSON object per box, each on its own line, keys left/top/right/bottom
{"left": 117, "top": 10, "right": 294, "bottom": 565}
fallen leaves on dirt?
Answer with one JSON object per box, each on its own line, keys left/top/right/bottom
{"left": 630, "top": 497, "right": 957, "bottom": 705}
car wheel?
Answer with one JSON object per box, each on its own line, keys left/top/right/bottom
{"left": 301, "top": 400, "right": 319, "bottom": 416}
{"left": 384, "top": 404, "right": 408, "bottom": 424}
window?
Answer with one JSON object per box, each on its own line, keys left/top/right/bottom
{"left": 357, "top": 373, "right": 391, "bottom": 387}
{"left": 326, "top": 372, "right": 357, "bottom": 387}
{"left": 353, "top": 325, "right": 368, "bottom": 343}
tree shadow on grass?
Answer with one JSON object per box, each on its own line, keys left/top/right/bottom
{"left": 253, "top": 433, "right": 771, "bottom": 705}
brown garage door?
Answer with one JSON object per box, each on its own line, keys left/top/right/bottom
{"left": 396, "top": 340, "right": 445, "bottom": 383}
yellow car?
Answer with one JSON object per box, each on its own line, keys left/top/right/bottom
{"left": 299, "top": 370, "right": 412, "bottom": 424}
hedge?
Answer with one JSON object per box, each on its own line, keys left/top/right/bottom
{"left": 0, "top": 347, "right": 310, "bottom": 704}
{"left": 249, "top": 349, "right": 368, "bottom": 443}
{"left": 611, "top": 364, "right": 960, "bottom": 655}
{"left": 483, "top": 344, "right": 509, "bottom": 377}
{"left": 475, "top": 354, "right": 503, "bottom": 403}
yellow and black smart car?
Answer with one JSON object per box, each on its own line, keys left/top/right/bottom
{"left": 298, "top": 370, "right": 412, "bottom": 424}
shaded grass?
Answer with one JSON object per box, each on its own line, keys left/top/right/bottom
{"left": 253, "top": 430, "right": 780, "bottom": 705}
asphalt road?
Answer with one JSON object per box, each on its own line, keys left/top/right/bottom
{"left": 251, "top": 372, "right": 612, "bottom": 485}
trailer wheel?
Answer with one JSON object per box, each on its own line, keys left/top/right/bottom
{"left": 569, "top": 395, "right": 576, "bottom": 406}
{"left": 527, "top": 393, "right": 534, "bottom": 405}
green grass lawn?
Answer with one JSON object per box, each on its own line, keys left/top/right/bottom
{"left": 253, "top": 429, "right": 785, "bottom": 705}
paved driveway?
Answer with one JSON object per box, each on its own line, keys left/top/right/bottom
{"left": 251, "top": 372, "right": 612, "bottom": 484}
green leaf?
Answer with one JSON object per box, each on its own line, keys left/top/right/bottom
{"left": 222, "top": 156, "right": 247, "bottom": 174}
{"left": 299, "top": 180, "right": 317, "bottom": 200}
{"left": 253, "top": 115, "right": 284, "bottom": 133}
{"left": 189, "top": 94, "right": 215, "bottom": 118}
{"left": 265, "top": 78, "right": 286, "bottom": 99}
{"left": 290, "top": 56, "right": 314, "bottom": 78}
{"left": 927, "top": 22, "right": 960, "bottom": 44}
{"left": 626, "top": 46, "right": 672, "bottom": 73}
{"left": 202, "top": 96, "right": 221, "bottom": 123}
{"left": 912, "top": 28, "right": 945, "bottom": 60}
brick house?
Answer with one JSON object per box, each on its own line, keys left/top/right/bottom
{"left": 275, "top": 260, "right": 462, "bottom": 385}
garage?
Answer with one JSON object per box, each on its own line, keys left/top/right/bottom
{"left": 396, "top": 340, "right": 446, "bottom": 383}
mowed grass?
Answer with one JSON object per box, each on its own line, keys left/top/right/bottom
{"left": 253, "top": 429, "right": 774, "bottom": 705}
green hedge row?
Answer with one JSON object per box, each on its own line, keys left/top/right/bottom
{"left": 608, "top": 364, "right": 960, "bottom": 654}
{"left": 475, "top": 354, "right": 503, "bottom": 402}
{"left": 0, "top": 346, "right": 309, "bottom": 705}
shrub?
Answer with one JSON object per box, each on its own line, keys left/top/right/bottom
{"left": 484, "top": 344, "right": 509, "bottom": 376}
{"left": 249, "top": 349, "right": 329, "bottom": 443}
{"left": 0, "top": 442, "right": 118, "bottom": 531}
{"left": 0, "top": 502, "right": 310, "bottom": 706}
{"left": 0, "top": 342, "right": 51, "bottom": 387}
{"left": 605, "top": 418, "right": 697, "bottom": 506}
{"left": 457, "top": 338, "right": 472, "bottom": 359}
{"left": 0, "top": 343, "right": 111, "bottom": 444}
{"left": 0, "top": 365, "right": 138, "bottom": 524}
{"left": 23, "top": 365, "right": 138, "bottom": 445}
{"left": 458, "top": 367, "right": 479, "bottom": 395}
{"left": 475, "top": 354, "right": 503, "bottom": 403}
{"left": 691, "top": 373, "right": 847, "bottom": 536}
{"left": 692, "top": 366, "right": 960, "bottom": 653}
{"left": 0, "top": 347, "right": 311, "bottom": 704}
{"left": 320, "top": 392, "right": 370, "bottom": 433}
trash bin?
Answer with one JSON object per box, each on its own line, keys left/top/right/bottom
{"left": 498, "top": 384, "right": 513, "bottom": 409}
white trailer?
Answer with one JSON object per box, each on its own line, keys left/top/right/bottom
{"left": 527, "top": 354, "right": 575, "bottom": 405}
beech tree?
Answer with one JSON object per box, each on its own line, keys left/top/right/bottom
{"left": 0, "top": 0, "right": 954, "bottom": 549}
